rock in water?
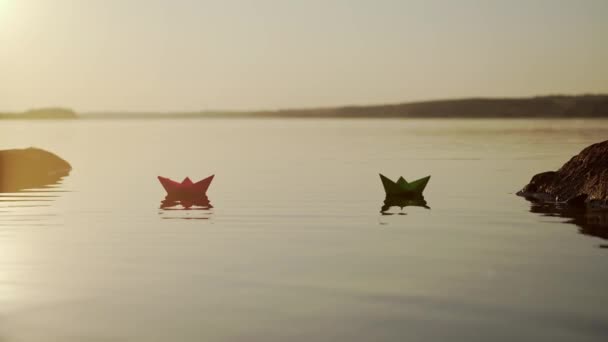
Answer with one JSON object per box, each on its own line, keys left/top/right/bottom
{"left": 0, "top": 147, "right": 71, "bottom": 192}
{"left": 518, "top": 140, "right": 608, "bottom": 206}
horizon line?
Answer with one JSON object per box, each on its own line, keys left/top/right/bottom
{"left": 81, "top": 93, "right": 608, "bottom": 115}
{"left": 2, "top": 93, "right": 606, "bottom": 115}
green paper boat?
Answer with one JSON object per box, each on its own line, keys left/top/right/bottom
{"left": 379, "top": 173, "right": 431, "bottom": 196}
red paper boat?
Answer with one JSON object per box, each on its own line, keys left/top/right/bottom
{"left": 158, "top": 175, "right": 214, "bottom": 197}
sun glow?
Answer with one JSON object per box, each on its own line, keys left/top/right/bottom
{"left": 0, "top": 1, "right": 8, "bottom": 13}
{"left": 0, "top": 1, "right": 12, "bottom": 23}
{"left": 0, "top": 1, "right": 24, "bottom": 39}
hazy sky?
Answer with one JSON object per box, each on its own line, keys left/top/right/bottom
{"left": 1, "top": 0, "right": 607, "bottom": 112}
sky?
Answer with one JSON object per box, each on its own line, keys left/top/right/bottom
{"left": 0, "top": 0, "right": 607, "bottom": 112}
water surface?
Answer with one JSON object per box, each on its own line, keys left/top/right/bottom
{"left": 0, "top": 119, "right": 607, "bottom": 341}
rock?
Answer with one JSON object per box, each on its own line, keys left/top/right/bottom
{"left": 518, "top": 140, "right": 608, "bottom": 206}
{"left": 0, "top": 148, "right": 71, "bottom": 192}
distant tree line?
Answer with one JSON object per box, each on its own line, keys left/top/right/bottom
{"left": 0, "top": 108, "right": 78, "bottom": 119}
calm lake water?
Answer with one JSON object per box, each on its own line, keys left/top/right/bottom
{"left": 0, "top": 119, "right": 607, "bottom": 341}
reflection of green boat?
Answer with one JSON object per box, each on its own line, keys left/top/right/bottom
{"left": 381, "top": 196, "right": 430, "bottom": 213}
{"left": 379, "top": 174, "right": 430, "bottom": 196}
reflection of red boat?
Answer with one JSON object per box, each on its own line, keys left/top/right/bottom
{"left": 158, "top": 175, "right": 214, "bottom": 197}
{"left": 161, "top": 196, "right": 213, "bottom": 210}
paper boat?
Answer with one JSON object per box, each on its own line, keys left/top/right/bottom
{"left": 379, "top": 173, "right": 430, "bottom": 196}
{"left": 158, "top": 175, "right": 214, "bottom": 197}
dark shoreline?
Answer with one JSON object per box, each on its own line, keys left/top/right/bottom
{"left": 2, "top": 95, "right": 607, "bottom": 120}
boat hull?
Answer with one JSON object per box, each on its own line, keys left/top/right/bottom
{"left": 158, "top": 175, "right": 214, "bottom": 197}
